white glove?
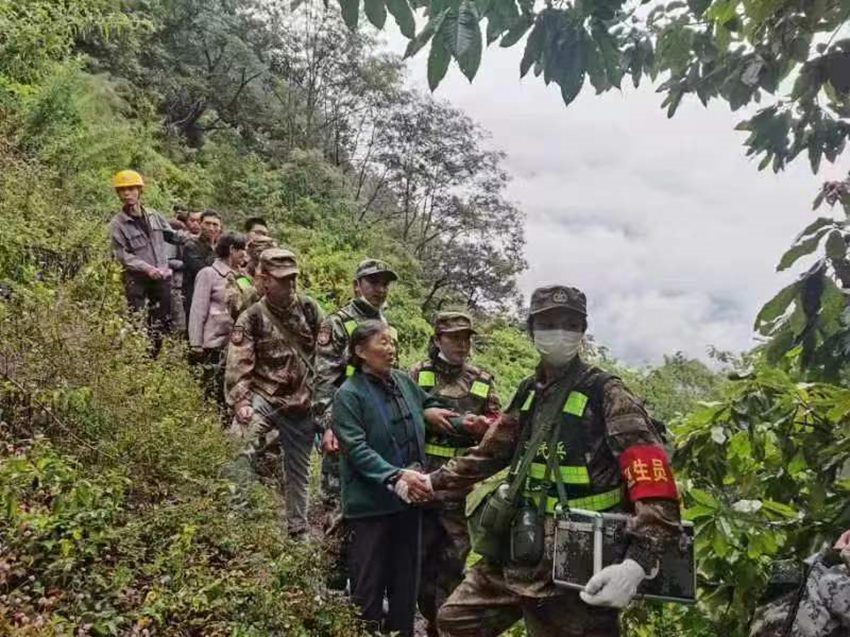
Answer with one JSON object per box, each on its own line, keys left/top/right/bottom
{"left": 580, "top": 559, "right": 646, "bottom": 609}
{"left": 393, "top": 478, "right": 412, "bottom": 503}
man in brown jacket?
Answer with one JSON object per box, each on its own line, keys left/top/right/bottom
{"left": 108, "top": 170, "right": 188, "bottom": 355}
{"left": 224, "top": 248, "right": 323, "bottom": 536}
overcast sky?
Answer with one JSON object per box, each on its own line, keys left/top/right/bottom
{"left": 378, "top": 34, "right": 848, "bottom": 366}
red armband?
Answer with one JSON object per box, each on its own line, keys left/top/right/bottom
{"left": 618, "top": 445, "right": 678, "bottom": 502}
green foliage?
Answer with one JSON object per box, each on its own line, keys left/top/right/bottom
{"left": 754, "top": 179, "right": 850, "bottom": 379}
{"left": 355, "top": 0, "right": 850, "bottom": 170}
{"left": 671, "top": 361, "right": 850, "bottom": 634}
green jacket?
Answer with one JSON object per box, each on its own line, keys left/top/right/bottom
{"left": 332, "top": 369, "right": 443, "bottom": 519}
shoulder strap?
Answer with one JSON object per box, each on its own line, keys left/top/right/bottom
{"left": 257, "top": 302, "right": 316, "bottom": 376}
{"left": 299, "top": 295, "right": 320, "bottom": 339}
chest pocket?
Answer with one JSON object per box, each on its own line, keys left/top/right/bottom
{"left": 125, "top": 231, "right": 148, "bottom": 252}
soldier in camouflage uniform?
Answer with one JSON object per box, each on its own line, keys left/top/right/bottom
{"left": 750, "top": 537, "right": 850, "bottom": 637}
{"left": 425, "top": 285, "right": 682, "bottom": 637}
{"left": 410, "top": 311, "right": 501, "bottom": 637}
{"left": 314, "top": 258, "right": 400, "bottom": 503}
{"left": 224, "top": 235, "right": 276, "bottom": 320}
{"left": 224, "top": 248, "right": 323, "bottom": 536}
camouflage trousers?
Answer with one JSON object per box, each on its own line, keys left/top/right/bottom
{"left": 437, "top": 560, "right": 619, "bottom": 637}
{"left": 419, "top": 505, "right": 470, "bottom": 636}
{"left": 224, "top": 396, "right": 313, "bottom": 535}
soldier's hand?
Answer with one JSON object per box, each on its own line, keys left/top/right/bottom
{"left": 424, "top": 408, "right": 459, "bottom": 435}
{"left": 321, "top": 429, "right": 340, "bottom": 455}
{"left": 580, "top": 559, "right": 646, "bottom": 609}
{"left": 462, "top": 414, "right": 493, "bottom": 439}
{"left": 236, "top": 403, "right": 253, "bottom": 424}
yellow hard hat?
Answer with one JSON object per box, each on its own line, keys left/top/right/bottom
{"left": 111, "top": 170, "right": 145, "bottom": 189}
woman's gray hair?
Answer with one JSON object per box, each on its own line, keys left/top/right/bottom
{"left": 348, "top": 320, "right": 391, "bottom": 370}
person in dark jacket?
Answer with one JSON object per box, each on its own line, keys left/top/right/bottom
{"left": 332, "top": 320, "right": 457, "bottom": 637}
{"left": 183, "top": 209, "right": 221, "bottom": 319}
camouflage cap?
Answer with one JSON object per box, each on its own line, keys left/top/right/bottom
{"left": 354, "top": 258, "right": 398, "bottom": 282}
{"left": 434, "top": 311, "right": 477, "bottom": 335}
{"left": 529, "top": 285, "right": 587, "bottom": 316}
{"left": 247, "top": 235, "right": 276, "bottom": 261}
{"left": 259, "top": 248, "right": 299, "bottom": 279}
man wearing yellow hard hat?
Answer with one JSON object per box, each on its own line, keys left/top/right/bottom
{"left": 108, "top": 170, "right": 189, "bottom": 355}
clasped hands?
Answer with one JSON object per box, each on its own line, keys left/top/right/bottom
{"left": 393, "top": 469, "right": 434, "bottom": 504}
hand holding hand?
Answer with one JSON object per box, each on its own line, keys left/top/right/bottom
{"left": 462, "top": 414, "right": 493, "bottom": 439}
{"left": 236, "top": 403, "right": 253, "bottom": 424}
{"left": 580, "top": 559, "right": 646, "bottom": 609}
{"left": 424, "top": 408, "right": 459, "bottom": 435}
{"left": 393, "top": 470, "right": 433, "bottom": 503}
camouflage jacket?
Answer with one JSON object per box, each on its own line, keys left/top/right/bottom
{"left": 750, "top": 549, "right": 850, "bottom": 637}
{"left": 314, "top": 298, "right": 392, "bottom": 421}
{"left": 410, "top": 358, "right": 500, "bottom": 454}
{"left": 430, "top": 359, "right": 681, "bottom": 597}
{"left": 224, "top": 296, "right": 323, "bottom": 416}
{"left": 224, "top": 271, "right": 259, "bottom": 321}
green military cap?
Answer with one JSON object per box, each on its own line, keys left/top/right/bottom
{"left": 354, "top": 258, "right": 398, "bottom": 282}
{"left": 529, "top": 285, "right": 587, "bottom": 316}
{"left": 434, "top": 311, "right": 477, "bottom": 335}
{"left": 247, "top": 235, "right": 276, "bottom": 261}
{"left": 259, "top": 247, "right": 299, "bottom": 279}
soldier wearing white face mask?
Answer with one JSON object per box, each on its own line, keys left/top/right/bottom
{"left": 421, "top": 285, "right": 682, "bottom": 637}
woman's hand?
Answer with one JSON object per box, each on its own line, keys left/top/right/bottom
{"left": 424, "top": 408, "right": 459, "bottom": 435}
{"left": 393, "top": 470, "right": 433, "bottom": 503}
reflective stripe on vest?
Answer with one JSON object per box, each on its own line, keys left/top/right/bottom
{"left": 521, "top": 390, "right": 535, "bottom": 412}
{"left": 345, "top": 364, "right": 356, "bottom": 378}
{"left": 344, "top": 320, "right": 358, "bottom": 335}
{"left": 528, "top": 462, "right": 590, "bottom": 485}
{"left": 470, "top": 380, "right": 490, "bottom": 399}
{"left": 424, "top": 443, "right": 468, "bottom": 459}
{"left": 236, "top": 276, "right": 252, "bottom": 291}
{"left": 418, "top": 370, "right": 436, "bottom": 388}
{"left": 525, "top": 488, "right": 622, "bottom": 514}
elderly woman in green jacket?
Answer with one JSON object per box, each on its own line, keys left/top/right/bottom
{"left": 332, "top": 320, "right": 456, "bottom": 637}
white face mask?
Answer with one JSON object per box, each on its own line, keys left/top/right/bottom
{"left": 533, "top": 329, "right": 582, "bottom": 366}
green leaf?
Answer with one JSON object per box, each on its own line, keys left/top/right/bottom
{"left": 499, "top": 14, "right": 533, "bottom": 48}
{"left": 754, "top": 280, "right": 799, "bottom": 332}
{"left": 583, "top": 29, "right": 610, "bottom": 93}
{"left": 592, "top": 22, "right": 622, "bottom": 89}
{"left": 428, "top": 38, "right": 451, "bottom": 90}
{"left": 777, "top": 225, "right": 832, "bottom": 271}
{"left": 825, "top": 229, "right": 847, "bottom": 261}
{"left": 364, "top": 0, "right": 387, "bottom": 29}
{"left": 687, "top": 0, "right": 711, "bottom": 16}
{"left": 684, "top": 504, "right": 716, "bottom": 520}
{"left": 689, "top": 487, "right": 719, "bottom": 508}
{"left": 386, "top": 0, "right": 416, "bottom": 38}
{"left": 405, "top": 9, "right": 449, "bottom": 58}
{"left": 520, "top": 20, "right": 544, "bottom": 78}
{"left": 450, "top": 2, "right": 483, "bottom": 81}
{"left": 338, "top": 0, "right": 360, "bottom": 29}
{"left": 761, "top": 499, "right": 797, "bottom": 518}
